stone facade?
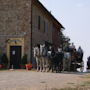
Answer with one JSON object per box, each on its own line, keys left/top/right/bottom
{"left": 0, "top": 0, "right": 64, "bottom": 68}
{"left": 32, "top": 2, "right": 53, "bottom": 46}
{"left": 32, "top": 0, "right": 63, "bottom": 48}
{"left": 0, "top": 0, "right": 31, "bottom": 61}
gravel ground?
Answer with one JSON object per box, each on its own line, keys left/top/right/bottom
{"left": 0, "top": 70, "right": 90, "bottom": 90}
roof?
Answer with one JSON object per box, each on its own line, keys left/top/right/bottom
{"left": 33, "top": 0, "right": 65, "bottom": 29}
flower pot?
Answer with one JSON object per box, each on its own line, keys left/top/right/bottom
{"left": 25, "top": 64, "right": 32, "bottom": 70}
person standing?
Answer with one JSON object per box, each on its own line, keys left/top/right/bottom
{"left": 70, "top": 43, "right": 75, "bottom": 49}
{"left": 77, "top": 46, "right": 84, "bottom": 72}
{"left": 63, "top": 50, "right": 71, "bottom": 71}
{"left": 56, "top": 48, "right": 64, "bottom": 72}
{"left": 77, "top": 46, "right": 83, "bottom": 63}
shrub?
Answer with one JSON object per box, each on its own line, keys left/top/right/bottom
{"left": 0, "top": 53, "right": 8, "bottom": 69}
{"left": 1, "top": 53, "right": 8, "bottom": 65}
{"left": 21, "top": 54, "right": 27, "bottom": 68}
{"left": 0, "top": 54, "right": 2, "bottom": 64}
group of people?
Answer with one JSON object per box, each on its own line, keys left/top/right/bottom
{"left": 33, "top": 43, "right": 84, "bottom": 72}
{"left": 63, "top": 43, "right": 83, "bottom": 72}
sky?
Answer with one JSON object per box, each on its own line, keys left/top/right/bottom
{"left": 39, "top": 0, "right": 90, "bottom": 63}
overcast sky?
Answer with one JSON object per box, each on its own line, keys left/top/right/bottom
{"left": 39, "top": 0, "right": 90, "bottom": 62}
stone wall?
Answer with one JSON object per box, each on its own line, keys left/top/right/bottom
{"left": 32, "top": 1, "right": 61, "bottom": 50}
{"left": 0, "top": 0, "right": 32, "bottom": 61}
{"left": 0, "top": 0, "right": 62, "bottom": 63}
{"left": 32, "top": 3, "right": 53, "bottom": 46}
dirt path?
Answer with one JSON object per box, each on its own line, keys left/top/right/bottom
{"left": 0, "top": 70, "right": 90, "bottom": 90}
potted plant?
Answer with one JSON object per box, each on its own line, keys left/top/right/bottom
{"left": 25, "top": 63, "right": 32, "bottom": 70}
{"left": 21, "top": 54, "right": 27, "bottom": 69}
{"left": 0, "top": 54, "right": 2, "bottom": 69}
{"left": 1, "top": 53, "right": 8, "bottom": 69}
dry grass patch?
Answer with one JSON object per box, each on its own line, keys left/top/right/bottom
{"left": 51, "top": 86, "right": 90, "bottom": 90}
{"left": 50, "top": 75, "right": 90, "bottom": 90}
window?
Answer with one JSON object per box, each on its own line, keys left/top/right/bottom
{"left": 44, "top": 20, "right": 46, "bottom": 32}
{"left": 43, "top": 20, "right": 48, "bottom": 33}
{"left": 45, "top": 22, "right": 48, "bottom": 33}
{"left": 38, "top": 16, "right": 40, "bottom": 30}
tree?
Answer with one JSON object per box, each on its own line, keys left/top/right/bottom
{"left": 59, "top": 30, "right": 70, "bottom": 50}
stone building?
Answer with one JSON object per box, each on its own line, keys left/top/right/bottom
{"left": 0, "top": 0, "right": 64, "bottom": 68}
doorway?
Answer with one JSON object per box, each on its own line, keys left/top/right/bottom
{"left": 10, "top": 46, "right": 22, "bottom": 69}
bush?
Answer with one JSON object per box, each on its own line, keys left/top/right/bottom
{"left": 0, "top": 54, "right": 2, "bottom": 64}
{"left": 21, "top": 54, "right": 27, "bottom": 65}
{"left": 1, "top": 53, "right": 8, "bottom": 65}
{"left": 0, "top": 53, "right": 8, "bottom": 69}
